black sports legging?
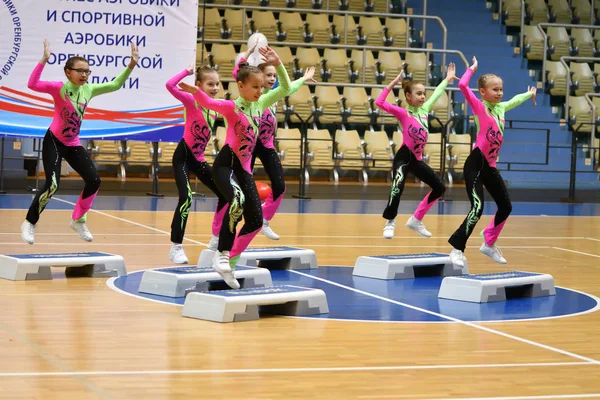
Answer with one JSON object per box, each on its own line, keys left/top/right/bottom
{"left": 383, "top": 145, "right": 446, "bottom": 221}
{"left": 170, "top": 139, "right": 227, "bottom": 244}
{"left": 212, "top": 145, "right": 263, "bottom": 256}
{"left": 26, "top": 130, "right": 101, "bottom": 225}
{"left": 251, "top": 140, "right": 286, "bottom": 220}
{"left": 448, "top": 148, "right": 512, "bottom": 251}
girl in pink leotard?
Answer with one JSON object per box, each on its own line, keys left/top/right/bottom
{"left": 231, "top": 41, "right": 316, "bottom": 241}
{"left": 375, "top": 63, "right": 458, "bottom": 240}
{"left": 448, "top": 56, "right": 536, "bottom": 267}
{"left": 165, "top": 64, "right": 229, "bottom": 264}
{"left": 178, "top": 46, "right": 292, "bottom": 289}
{"left": 21, "top": 39, "right": 138, "bottom": 245}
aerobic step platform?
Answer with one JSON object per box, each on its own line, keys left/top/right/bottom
{"left": 198, "top": 247, "right": 318, "bottom": 270}
{"left": 438, "top": 271, "right": 556, "bottom": 303}
{"left": 138, "top": 265, "right": 273, "bottom": 297}
{"left": 0, "top": 252, "right": 127, "bottom": 281}
{"left": 182, "top": 285, "right": 329, "bottom": 323}
{"left": 352, "top": 252, "right": 468, "bottom": 280}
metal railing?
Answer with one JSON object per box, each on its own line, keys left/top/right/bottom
{"left": 208, "top": 0, "right": 407, "bottom": 13}
{"left": 4, "top": 108, "right": 597, "bottom": 199}
{"left": 585, "top": 92, "right": 600, "bottom": 146}
{"left": 201, "top": 38, "right": 469, "bottom": 86}
{"left": 199, "top": 3, "right": 448, "bottom": 63}
{"left": 496, "top": 0, "right": 525, "bottom": 53}
{"left": 539, "top": 23, "right": 600, "bottom": 88}
{"left": 566, "top": 120, "right": 599, "bottom": 200}
{"left": 422, "top": 0, "right": 428, "bottom": 49}
{"left": 559, "top": 56, "right": 600, "bottom": 121}
{"left": 519, "top": 0, "right": 525, "bottom": 54}
{"left": 484, "top": 118, "right": 598, "bottom": 200}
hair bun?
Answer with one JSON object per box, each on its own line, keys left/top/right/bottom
{"left": 236, "top": 64, "right": 262, "bottom": 83}
{"left": 401, "top": 80, "right": 410, "bottom": 90}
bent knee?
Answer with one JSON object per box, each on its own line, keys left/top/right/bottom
{"left": 88, "top": 175, "right": 101, "bottom": 192}
{"left": 272, "top": 182, "right": 286, "bottom": 199}
{"left": 433, "top": 183, "right": 446, "bottom": 198}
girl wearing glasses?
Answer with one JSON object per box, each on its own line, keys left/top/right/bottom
{"left": 21, "top": 39, "right": 138, "bottom": 245}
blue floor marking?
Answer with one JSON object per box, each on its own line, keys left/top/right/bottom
{"left": 111, "top": 267, "right": 598, "bottom": 323}
{"left": 1, "top": 194, "right": 600, "bottom": 216}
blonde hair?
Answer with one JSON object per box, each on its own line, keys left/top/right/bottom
{"left": 477, "top": 73, "right": 501, "bottom": 90}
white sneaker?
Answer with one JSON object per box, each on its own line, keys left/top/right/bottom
{"left": 70, "top": 219, "right": 93, "bottom": 242}
{"left": 21, "top": 221, "right": 35, "bottom": 245}
{"left": 169, "top": 243, "right": 189, "bottom": 264}
{"left": 208, "top": 235, "right": 219, "bottom": 251}
{"left": 405, "top": 216, "right": 432, "bottom": 238}
{"left": 212, "top": 250, "right": 240, "bottom": 289}
{"left": 480, "top": 243, "right": 507, "bottom": 264}
{"left": 383, "top": 219, "right": 396, "bottom": 239}
{"left": 260, "top": 219, "right": 280, "bottom": 240}
{"left": 449, "top": 248, "right": 466, "bottom": 268}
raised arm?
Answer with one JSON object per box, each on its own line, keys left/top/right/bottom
{"left": 288, "top": 77, "right": 306, "bottom": 96}
{"left": 90, "top": 42, "right": 137, "bottom": 98}
{"left": 27, "top": 40, "right": 60, "bottom": 94}
{"left": 27, "top": 62, "right": 61, "bottom": 94}
{"left": 166, "top": 67, "right": 195, "bottom": 107}
{"left": 458, "top": 67, "right": 484, "bottom": 114}
{"left": 374, "top": 72, "right": 407, "bottom": 120}
{"left": 501, "top": 88, "right": 535, "bottom": 111}
{"left": 232, "top": 39, "right": 258, "bottom": 80}
{"left": 257, "top": 64, "right": 291, "bottom": 113}
{"left": 256, "top": 47, "right": 292, "bottom": 113}
{"left": 89, "top": 66, "right": 133, "bottom": 98}
{"left": 422, "top": 80, "right": 448, "bottom": 113}
{"left": 287, "top": 66, "right": 316, "bottom": 96}
{"left": 179, "top": 82, "right": 235, "bottom": 116}
{"left": 422, "top": 62, "right": 456, "bottom": 112}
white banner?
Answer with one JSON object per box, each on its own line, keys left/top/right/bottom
{"left": 0, "top": 0, "right": 198, "bottom": 141}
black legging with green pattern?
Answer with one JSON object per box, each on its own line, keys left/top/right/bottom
{"left": 26, "top": 130, "right": 100, "bottom": 225}
{"left": 211, "top": 145, "right": 263, "bottom": 254}
{"left": 383, "top": 145, "right": 445, "bottom": 221}
{"left": 171, "top": 139, "right": 226, "bottom": 244}
{"left": 448, "top": 148, "right": 512, "bottom": 251}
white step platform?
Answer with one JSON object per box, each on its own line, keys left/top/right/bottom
{"left": 198, "top": 247, "right": 318, "bottom": 270}
{"left": 138, "top": 265, "right": 273, "bottom": 297}
{"left": 352, "top": 252, "right": 467, "bottom": 280}
{"left": 0, "top": 252, "right": 127, "bottom": 281}
{"left": 438, "top": 271, "right": 556, "bottom": 303}
{"left": 182, "top": 285, "right": 329, "bottom": 323}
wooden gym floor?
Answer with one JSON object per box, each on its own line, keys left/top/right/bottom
{"left": 0, "top": 194, "right": 599, "bottom": 399}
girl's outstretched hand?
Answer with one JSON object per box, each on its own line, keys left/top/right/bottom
{"left": 388, "top": 69, "right": 404, "bottom": 89}
{"left": 129, "top": 42, "right": 139, "bottom": 68}
{"left": 445, "top": 62, "right": 458, "bottom": 84}
{"left": 528, "top": 85, "right": 537, "bottom": 106}
{"left": 303, "top": 66, "right": 317, "bottom": 83}
{"left": 470, "top": 56, "right": 478, "bottom": 72}
{"left": 244, "top": 38, "right": 259, "bottom": 59}
{"left": 42, "top": 39, "right": 51, "bottom": 62}
{"left": 258, "top": 46, "right": 281, "bottom": 66}
{"left": 187, "top": 61, "right": 195, "bottom": 75}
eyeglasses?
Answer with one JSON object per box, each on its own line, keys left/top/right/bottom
{"left": 67, "top": 68, "right": 92, "bottom": 76}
